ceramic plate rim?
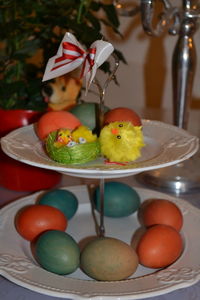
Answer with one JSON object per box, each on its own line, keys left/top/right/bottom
{"left": 0, "top": 120, "right": 199, "bottom": 178}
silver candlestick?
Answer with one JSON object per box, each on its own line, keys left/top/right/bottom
{"left": 117, "top": 0, "right": 200, "bottom": 194}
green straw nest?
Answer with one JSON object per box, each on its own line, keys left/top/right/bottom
{"left": 46, "top": 131, "right": 101, "bottom": 165}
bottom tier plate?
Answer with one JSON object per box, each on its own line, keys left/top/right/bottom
{"left": 0, "top": 186, "right": 200, "bottom": 299}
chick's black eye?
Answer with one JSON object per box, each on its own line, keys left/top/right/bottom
{"left": 61, "top": 86, "right": 66, "bottom": 91}
{"left": 117, "top": 135, "right": 121, "bottom": 139}
{"left": 119, "top": 124, "right": 123, "bottom": 127}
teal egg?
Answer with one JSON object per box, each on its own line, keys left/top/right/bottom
{"left": 70, "top": 103, "right": 96, "bottom": 130}
{"left": 35, "top": 230, "right": 80, "bottom": 275}
{"left": 94, "top": 182, "right": 141, "bottom": 218}
{"left": 38, "top": 189, "right": 78, "bottom": 220}
{"left": 70, "top": 102, "right": 109, "bottom": 131}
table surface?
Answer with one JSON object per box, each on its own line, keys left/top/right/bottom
{"left": 1, "top": 172, "right": 200, "bottom": 300}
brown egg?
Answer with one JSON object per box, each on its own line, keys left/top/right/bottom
{"left": 80, "top": 237, "right": 138, "bottom": 281}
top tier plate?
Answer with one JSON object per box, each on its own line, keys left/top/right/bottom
{"left": 1, "top": 120, "right": 199, "bottom": 179}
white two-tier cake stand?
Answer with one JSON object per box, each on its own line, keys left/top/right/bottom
{"left": 0, "top": 118, "right": 200, "bottom": 299}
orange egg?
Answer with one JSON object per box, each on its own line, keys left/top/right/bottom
{"left": 136, "top": 224, "right": 183, "bottom": 269}
{"left": 36, "top": 111, "right": 81, "bottom": 140}
{"left": 104, "top": 107, "right": 142, "bottom": 126}
{"left": 138, "top": 198, "right": 183, "bottom": 231}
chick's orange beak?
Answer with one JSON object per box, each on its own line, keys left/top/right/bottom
{"left": 111, "top": 128, "right": 119, "bottom": 135}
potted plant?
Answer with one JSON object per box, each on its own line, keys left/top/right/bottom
{"left": 0, "top": 0, "right": 124, "bottom": 191}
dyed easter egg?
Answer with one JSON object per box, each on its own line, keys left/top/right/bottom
{"left": 104, "top": 107, "right": 142, "bottom": 126}
{"left": 70, "top": 103, "right": 97, "bottom": 130}
{"left": 15, "top": 205, "right": 67, "bottom": 241}
{"left": 36, "top": 111, "right": 81, "bottom": 140}
{"left": 35, "top": 230, "right": 80, "bottom": 275}
{"left": 138, "top": 198, "right": 183, "bottom": 231}
{"left": 93, "top": 182, "right": 141, "bottom": 217}
{"left": 38, "top": 189, "right": 78, "bottom": 220}
{"left": 81, "top": 237, "right": 138, "bottom": 281}
{"left": 136, "top": 224, "right": 183, "bottom": 269}
{"left": 70, "top": 102, "right": 109, "bottom": 131}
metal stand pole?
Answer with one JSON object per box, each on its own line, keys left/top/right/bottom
{"left": 99, "top": 178, "right": 105, "bottom": 237}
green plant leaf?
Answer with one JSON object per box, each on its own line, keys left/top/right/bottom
{"left": 101, "top": 4, "right": 120, "bottom": 28}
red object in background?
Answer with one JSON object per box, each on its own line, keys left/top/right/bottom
{"left": 0, "top": 109, "right": 43, "bottom": 137}
{"left": 0, "top": 109, "right": 61, "bottom": 191}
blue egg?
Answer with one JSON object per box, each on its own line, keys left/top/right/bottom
{"left": 38, "top": 189, "right": 78, "bottom": 220}
{"left": 94, "top": 182, "right": 141, "bottom": 218}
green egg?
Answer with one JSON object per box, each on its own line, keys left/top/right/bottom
{"left": 94, "top": 182, "right": 141, "bottom": 218}
{"left": 38, "top": 189, "right": 78, "bottom": 220}
{"left": 35, "top": 230, "right": 80, "bottom": 275}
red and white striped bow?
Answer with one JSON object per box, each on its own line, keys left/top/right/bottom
{"left": 51, "top": 41, "right": 96, "bottom": 78}
{"left": 42, "top": 32, "right": 114, "bottom": 91}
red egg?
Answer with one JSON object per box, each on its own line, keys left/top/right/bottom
{"left": 15, "top": 205, "right": 67, "bottom": 241}
{"left": 136, "top": 224, "right": 183, "bottom": 269}
{"left": 104, "top": 107, "right": 142, "bottom": 126}
{"left": 139, "top": 198, "right": 183, "bottom": 231}
{"left": 36, "top": 111, "right": 81, "bottom": 140}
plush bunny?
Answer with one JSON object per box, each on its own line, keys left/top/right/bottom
{"left": 42, "top": 73, "right": 82, "bottom": 111}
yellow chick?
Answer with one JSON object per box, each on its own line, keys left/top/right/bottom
{"left": 71, "top": 125, "right": 97, "bottom": 144}
{"left": 53, "top": 128, "right": 72, "bottom": 148}
{"left": 99, "top": 121, "right": 145, "bottom": 162}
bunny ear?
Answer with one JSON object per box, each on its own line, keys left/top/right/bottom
{"left": 85, "top": 40, "right": 114, "bottom": 92}
{"left": 42, "top": 32, "right": 85, "bottom": 82}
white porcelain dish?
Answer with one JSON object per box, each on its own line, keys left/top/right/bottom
{"left": 0, "top": 186, "right": 200, "bottom": 299}
{"left": 0, "top": 120, "right": 199, "bottom": 179}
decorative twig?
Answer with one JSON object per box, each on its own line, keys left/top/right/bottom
{"left": 93, "top": 52, "right": 120, "bottom": 134}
